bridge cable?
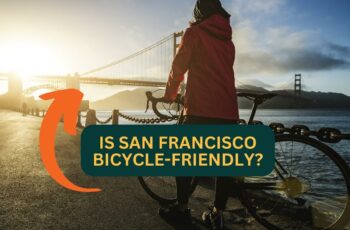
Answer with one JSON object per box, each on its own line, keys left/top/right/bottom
{"left": 81, "top": 34, "right": 174, "bottom": 76}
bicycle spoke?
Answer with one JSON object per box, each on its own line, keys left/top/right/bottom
{"left": 289, "top": 140, "right": 294, "bottom": 176}
{"left": 277, "top": 141, "right": 291, "bottom": 175}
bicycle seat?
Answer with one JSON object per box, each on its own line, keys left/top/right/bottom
{"left": 237, "top": 92, "right": 277, "bottom": 102}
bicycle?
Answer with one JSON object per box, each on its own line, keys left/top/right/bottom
{"left": 138, "top": 91, "right": 350, "bottom": 230}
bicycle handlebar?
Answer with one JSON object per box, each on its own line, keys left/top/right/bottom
{"left": 145, "top": 91, "right": 183, "bottom": 120}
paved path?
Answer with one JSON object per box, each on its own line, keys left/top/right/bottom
{"left": 0, "top": 110, "right": 261, "bottom": 230}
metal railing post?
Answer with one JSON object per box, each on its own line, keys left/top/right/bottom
{"left": 77, "top": 111, "right": 83, "bottom": 128}
{"left": 112, "top": 110, "right": 119, "bottom": 125}
{"left": 85, "top": 109, "right": 97, "bottom": 127}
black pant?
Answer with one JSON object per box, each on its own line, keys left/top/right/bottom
{"left": 176, "top": 115, "right": 237, "bottom": 210}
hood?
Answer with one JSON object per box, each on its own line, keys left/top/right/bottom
{"left": 197, "top": 14, "right": 232, "bottom": 40}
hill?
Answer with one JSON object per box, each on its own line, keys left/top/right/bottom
{"left": 91, "top": 86, "right": 350, "bottom": 110}
{"left": 91, "top": 87, "right": 157, "bottom": 111}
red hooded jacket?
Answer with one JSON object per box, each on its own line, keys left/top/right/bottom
{"left": 164, "top": 14, "right": 239, "bottom": 120}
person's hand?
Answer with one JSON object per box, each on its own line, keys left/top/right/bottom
{"left": 175, "top": 94, "right": 184, "bottom": 104}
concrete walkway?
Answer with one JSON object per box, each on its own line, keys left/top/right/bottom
{"left": 0, "top": 110, "right": 261, "bottom": 230}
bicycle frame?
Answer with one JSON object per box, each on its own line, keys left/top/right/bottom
{"left": 145, "top": 91, "right": 290, "bottom": 191}
{"left": 246, "top": 97, "right": 262, "bottom": 124}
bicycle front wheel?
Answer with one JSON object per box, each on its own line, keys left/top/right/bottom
{"left": 240, "top": 134, "right": 350, "bottom": 230}
{"left": 138, "top": 176, "right": 198, "bottom": 205}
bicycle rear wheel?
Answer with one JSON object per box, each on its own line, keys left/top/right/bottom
{"left": 240, "top": 134, "right": 350, "bottom": 230}
{"left": 138, "top": 176, "right": 198, "bottom": 205}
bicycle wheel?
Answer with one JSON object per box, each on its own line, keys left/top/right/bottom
{"left": 138, "top": 176, "right": 199, "bottom": 205}
{"left": 240, "top": 134, "right": 350, "bottom": 230}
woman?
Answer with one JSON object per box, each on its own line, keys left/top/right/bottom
{"left": 159, "top": 0, "right": 239, "bottom": 229}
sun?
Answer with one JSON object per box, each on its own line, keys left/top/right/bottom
{"left": 0, "top": 39, "right": 59, "bottom": 79}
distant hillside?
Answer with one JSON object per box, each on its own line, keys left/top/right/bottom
{"left": 91, "top": 88, "right": 158, "bottom": 110}
{"left": 91, "top": 86, "right": 350, "bottom": 110}
{"left": 238, "top": 84, "right": 269, "bottom": 93}
{"left": 250, "top": 90, "right": 350, "bottom": 109}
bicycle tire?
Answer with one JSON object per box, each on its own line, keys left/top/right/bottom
{"left": 138, "top": 176, "right": 199, "bottom": 205}
{"left": 240, "top": 134, "right": 350, "bottom": 230}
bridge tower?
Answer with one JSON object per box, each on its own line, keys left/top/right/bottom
{"left": 174, "top": 31, "right": 186, "bottom": 95}
{"left": 66, "top": 73, "right": 89, "bottom": 110}
{"left": 173, "top": 31, "right": 184, "bottom": 57}
{"left": 294, "top": 74, "right": 302, "bottom": 97}
{"left": 5, "top": 74, "right": 23, "bottom": 108}
{"left": 66, "top": 73, "right": 80, "bottom": 90}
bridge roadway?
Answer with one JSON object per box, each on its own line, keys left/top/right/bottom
{"left": 0, "top": 110, "right": 258, "bottom": 230}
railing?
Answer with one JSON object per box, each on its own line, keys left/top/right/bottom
{"left": 14, "top": 107, "right": 46, "bottom": 117}
{"left": 13, "top": 107, "right": 179, "bottom": 128}
{"left": 79, "top": 110, "right": 178, "bottom": 127}
{"left": 12, "top": 107, "right": 350, "bottom": 144}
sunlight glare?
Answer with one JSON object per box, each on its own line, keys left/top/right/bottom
{"left": 0, "top": 39, "right": 59, "bottom": 79}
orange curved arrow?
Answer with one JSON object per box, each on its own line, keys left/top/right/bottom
{"left": 39, "top": 89, "right": 101, "bottom": 193}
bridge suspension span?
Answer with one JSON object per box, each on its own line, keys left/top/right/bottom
{"left": 0, "top": 30, "right": 305, "bottom": 100}
{"left": 81, "top": 32, "right": 184, "bottom": 84}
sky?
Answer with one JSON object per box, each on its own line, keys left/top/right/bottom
{"left": 0, "top": 0, "right": 350, "bottom": 99}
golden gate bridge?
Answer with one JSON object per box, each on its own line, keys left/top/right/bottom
{"left": 0, "top": 31, "right": 302, "bottom": 109}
